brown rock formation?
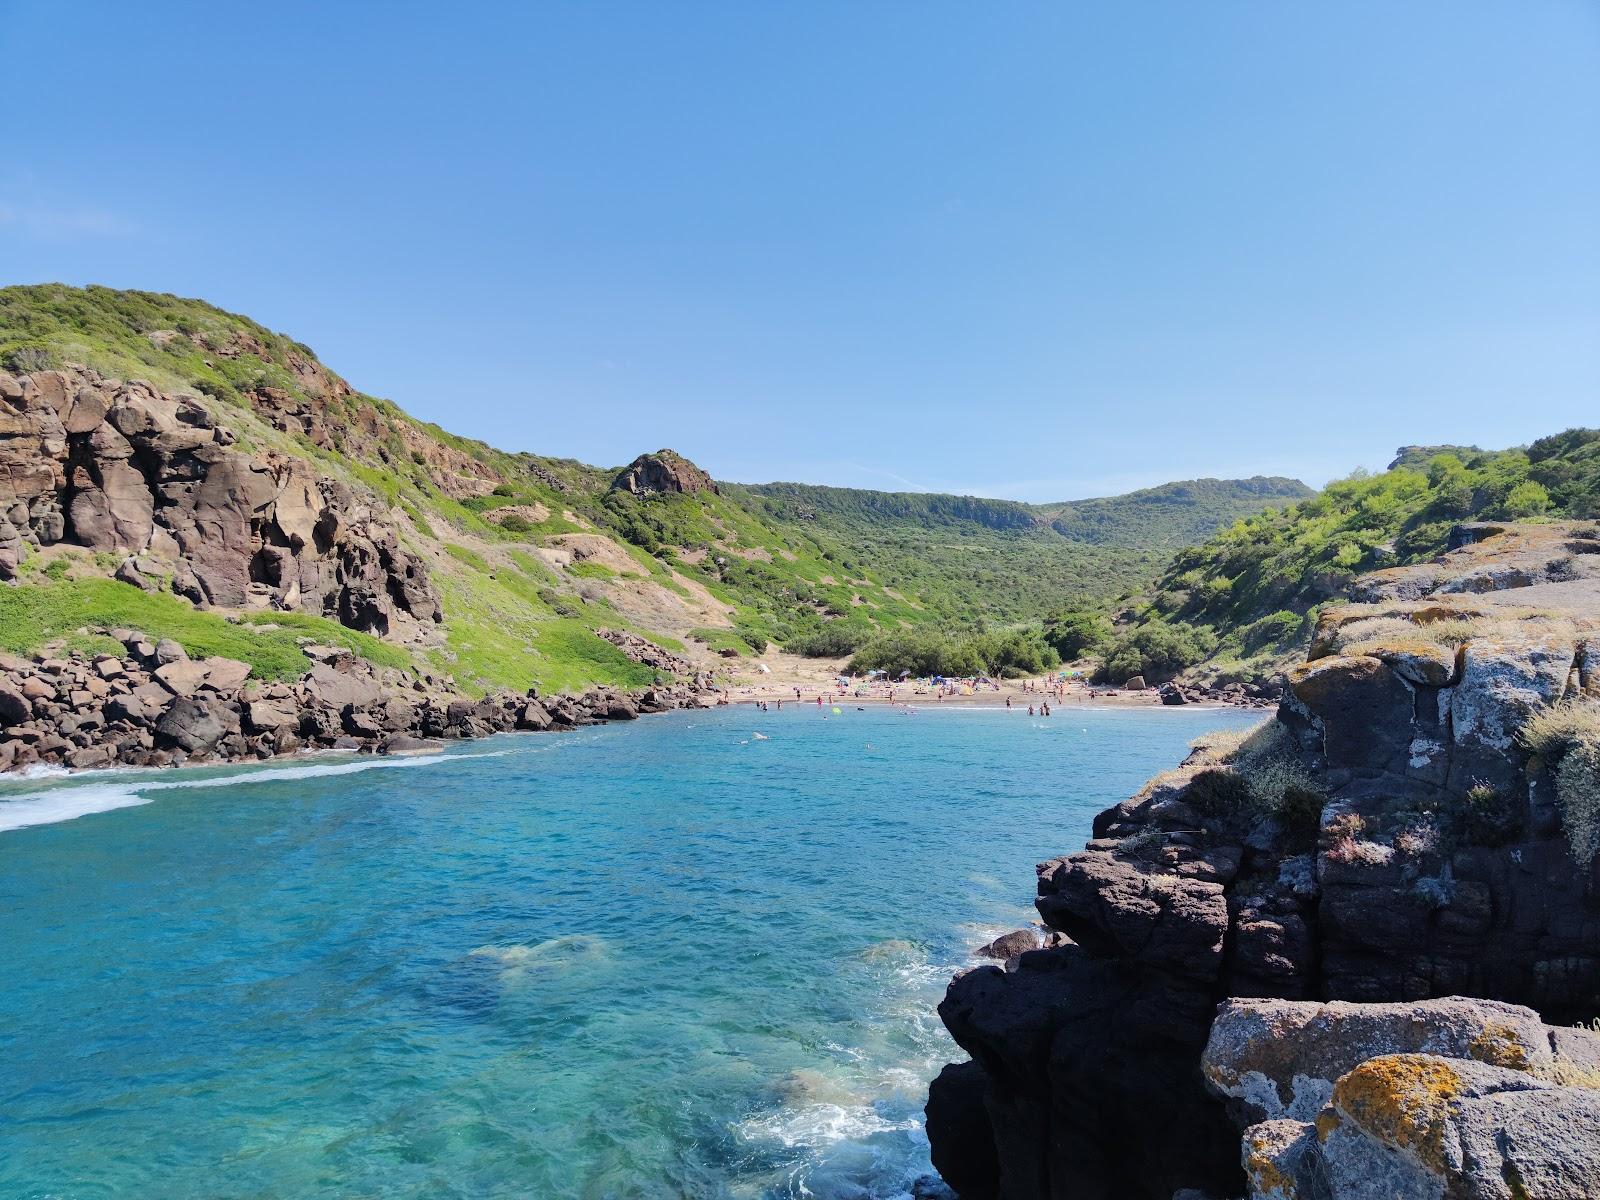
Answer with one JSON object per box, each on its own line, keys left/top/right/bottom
{"left": 0, "top": 366, "right": 440, "bottom": 635}
{"left": 611, "top": 449, "right": 718, "bottom": 496}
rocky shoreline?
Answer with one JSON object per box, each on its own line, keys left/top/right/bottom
{"left": 0, "top": 631, "right": 719, "bottom": 775}
{"left": 925, "top": 522, "right": 1600, "bottom": 1200}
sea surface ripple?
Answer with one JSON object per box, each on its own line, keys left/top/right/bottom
{"left": 0, "top": 702, "right": 1258, "bottom": 1198}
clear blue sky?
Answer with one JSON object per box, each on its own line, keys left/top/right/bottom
{"left": 4, "top": 2, "right": 1596, "bottom": 501}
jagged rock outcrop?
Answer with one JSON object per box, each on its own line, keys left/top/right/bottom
{"left": 0, "top": 366, "right": 440, "bottom": 635}
{"left": 611, "top": 449, "right": 718, "bottom": 496}
{"left": 926, "top": 523, "right": 1600, "bottom": 1199}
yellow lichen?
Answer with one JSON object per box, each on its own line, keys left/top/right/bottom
{"left": 1243, "top": 1130, "right": 1297, "bottom": 1199}
{"left": 1332, "top": 1054, "right": 1462, "bottom": 1173}
{"left": 1547, "top": 1059, "right": 1600, "bottom": 1089}
{"left": 1314, "top": 1108, "right": 1341, "bottom": 1143}
{"left": 1468, "top": 1023, "right": 1533, "bottom": 1071}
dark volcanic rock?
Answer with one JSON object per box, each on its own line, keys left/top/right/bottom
{"left": 925, "top": 523, "right": 1600, "bottom": 1200}
{"left": 925, "top": 1062, "right": 998, "bottom": 1200}
{"left": 975, "top": 929, "right": 1042, "bottom": 961}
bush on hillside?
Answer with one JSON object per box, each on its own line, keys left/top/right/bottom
{"left": 1098, "top": 620, "right": 1216, "bottom": 683}
{"left": 1044, "top": 609, "right": 1112, "bottom": 660}
{"left": 848, "top": 627, "right": 1060, "bottom": 679}
{"left": 785, "top": 623, "right": 872, "bottom": 657}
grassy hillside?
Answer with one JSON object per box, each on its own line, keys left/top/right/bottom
{"left": 734, "top": 476, "right": 1310, "bottom": 627}
{"left": 1090, "top": 435, "right": 1600, "bottom": 685}
{"left": 1035, "top": 476, "right": 1312, "bottom": 548}
{"left": 0, "top": 284, "right": 1316, "bottom": 691}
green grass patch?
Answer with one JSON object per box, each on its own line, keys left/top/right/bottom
{"left": 690, "top": 626, "right": 755, "bottom": 656}
{"left": 0, "top": 579, "right": 410, "bottom": 680}
{"left": 445, "top": 544, "right": 492, "bottom": 572}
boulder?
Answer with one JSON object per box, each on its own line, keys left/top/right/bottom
{"left": 154, "top": 696, "right": 240, "bottom": 754}
{"left": 378, "top": 734, "right": 434, "bottom": 755}
{"left": 244, "top": 699, "right": 296, "bottom": 732}
{"left": 0, "top": 686, "right": 29, "bottom": 727}
{"left": 154, "top": 659, "right": 211, "bottom": 697}
{"left": 65, "top": 743, "right": 117, "bottom": 770}
{"left": 975, "top": 929, "right": 1042, "bottom": 960}
{"left": 302, "top": 662, "right": 381, "bottom": 710}
{"left": 1243, "top": 1055, "right": 1600, "bottom": 1200}
{"left": 202, "top": 656, "right": 251, "bottom": 692}
{"left": 1286, "top": 654, "right": 1415, "bottom": 770}
{"left": 1202, "top": 996, "right": 1562, "bottom": 1126}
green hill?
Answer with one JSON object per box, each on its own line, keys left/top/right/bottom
{"left": 735, "top": 476, "right": 1310, "bottom": 628}
{"left": 1093, "top": 435, "right": 1600, "bottom": 686}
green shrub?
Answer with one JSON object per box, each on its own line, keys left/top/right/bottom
{"left": 498, "top": 513, "right": 533, "bottom": 534}
{"left": 1457, "top": 782, "right": 1522, "bottom": 847}
{"left": 1241, "top": 610, "right": 1303, "bottom": 653}
{"left": 1043, "top": 609, "right": 1112, "bottom": 660}
{"left": 1098, "top": 620, "right": 1216, "bottom": 682}
{"left": 1520, "top": 702, "right": 1600, "bottom": 865}
{"left": 1185, "top": 768, "right": 1255, "bottom": 820}
{"left": 785, "top": 623, "right": 872, "bottom": 657}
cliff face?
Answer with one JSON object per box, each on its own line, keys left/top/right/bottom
{"left": 0, "top": 366, "right": 440, "bottom": 637}
{"left": 927, "top": 522, "right": 1600, "bottom": 1200}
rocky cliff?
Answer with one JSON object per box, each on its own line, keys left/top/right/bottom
{"left": 1, "top": 365, "right": 439, "bottom": 637}
{"left": 0, "top": 361, "right": 735, "bottom": 772}
{"left": 927, "top": 522, "right": 1600, "bottom": 1199}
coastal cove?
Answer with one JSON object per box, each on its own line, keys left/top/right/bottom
{"left": 0, "top": 703, "right": 1256, "bottom": 1199}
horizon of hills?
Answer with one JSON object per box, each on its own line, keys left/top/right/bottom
{"left": 1, "top": 282, "right": 1594, "bottom": 698}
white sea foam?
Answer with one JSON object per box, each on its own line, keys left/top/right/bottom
{"left": 0, "top": 784, "right": 156, "bottom": 832}
{"left": 0, "top": 748, "right": 505, "bottom": 833}
{"left": 735, "top": 1102, "right": 921, "bottom": 1149}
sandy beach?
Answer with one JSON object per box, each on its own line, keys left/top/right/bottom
{"left": 705, "top": 650, "right": 1227, "bottom": 710}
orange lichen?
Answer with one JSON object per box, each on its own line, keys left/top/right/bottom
{"left": 1332, "top": 1054, "right": 1462, "bottom": 1174}
{"left": 1315, "top": 1108, "right": 1341, "bottom": 1143}
{"left": 1468, "top": 1023, "right": 1534, "bottom": 1071}
{"left": 1243, "top": 1126, "right": 1299, "bottom": 1199}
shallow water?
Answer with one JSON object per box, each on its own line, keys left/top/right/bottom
{"left": 0, "top": 703, "right": 1258, "bottom": 1199}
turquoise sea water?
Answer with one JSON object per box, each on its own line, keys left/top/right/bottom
{"left": 0, "top": 703, "right": 1257, "bottom": 1199}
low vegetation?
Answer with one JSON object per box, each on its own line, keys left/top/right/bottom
{"left": 1101, "top": 437, "right": 1600, "bottom": 684}
{"left": 1187, "top": 719, "right": 1328, "bottom": 848}
{"left": 1522, "top": 702, "right": 1600, "bottom": 866}
{"left": 0, "top": 574, "right": 409, "bottom": 680}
